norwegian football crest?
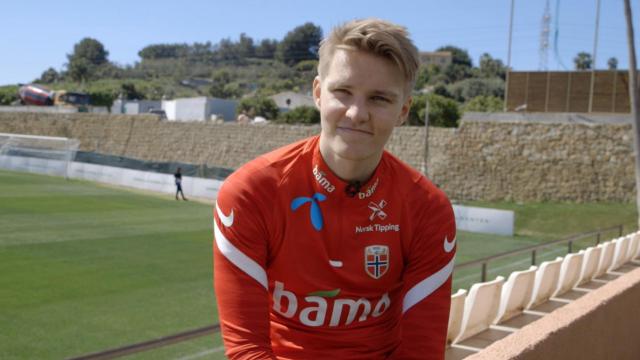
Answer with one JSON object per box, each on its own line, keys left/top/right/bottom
{"left": 365, "top": 245, "right": 389, "bottom": 279}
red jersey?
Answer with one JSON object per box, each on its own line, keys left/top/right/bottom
{"left": 213, "top": 136, "right": 456, "bottom": 359}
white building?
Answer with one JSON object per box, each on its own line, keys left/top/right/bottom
{"left": 111, "top": 99, "right": 162, "bottom": 114}
{"left": 161, "top": 96, "right": 237, "bottom": 122}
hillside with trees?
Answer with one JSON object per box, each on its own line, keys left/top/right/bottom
{"left": 0, "top": 22, "right": 510, "bottom": 127}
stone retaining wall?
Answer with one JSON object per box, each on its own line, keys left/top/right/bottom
{"left": 0, "top": 112, "right": 634, "bottom": 202}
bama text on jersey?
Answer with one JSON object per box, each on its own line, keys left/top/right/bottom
{"left": 272, "top": 281, "right": 390, "bottom": 327}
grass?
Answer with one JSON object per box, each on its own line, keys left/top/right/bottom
{"left": 0, "top": 170, "right": 222, "bottom": 360}
{"left": 0, "top": 169, "right": 636, "bottom": 359}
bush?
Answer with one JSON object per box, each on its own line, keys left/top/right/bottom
{"left": 86, "top": 89, "right": 117, "bottom": 107}
{"left": 237, "top": 96, "right": 279, "bottom": 120}
{"left": 275, "top": 106, "right": 319, "bottom": 124}
{"left": 464, "top": 96, "right": 503, "bottom": 113}
{"left": 408, "top": 93, "right": 460, "bottom": 127}
{"left": 0, "top": 85, "right": 19, "bottom": 105}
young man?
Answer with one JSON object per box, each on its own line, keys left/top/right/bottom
{"left": 213, "top": 18, "right": 456, "bottom": 359}
{"left": 174, "top": 167, "right": 187, "bottom": 201}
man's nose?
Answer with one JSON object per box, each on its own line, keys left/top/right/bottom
{"left": 345, "top": 99, "right": 369, "bottom": 123}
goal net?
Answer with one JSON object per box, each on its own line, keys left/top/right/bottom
{"left": 0, "top": 133, "right": 80, "bottom": 178}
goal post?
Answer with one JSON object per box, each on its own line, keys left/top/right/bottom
{"left": 0, "top": 133, "right": 80, "bottom": 179}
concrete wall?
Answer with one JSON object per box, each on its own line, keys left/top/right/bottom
{"left": 0, "top": 112, "right": 634, "bottom": 202}
{"left": 0, "top": 106, "right": 77, "bottom": 114}
{"left": 470, "top": 267, "right": 640, "bottom": 360}
{"left": 208, "top": 98, "right": 237, "bottom": 122}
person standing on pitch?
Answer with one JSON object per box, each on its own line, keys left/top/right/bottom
{"left": 174, "top": 167, "right": 187, "bottom": 201}
{"left": 213, "top": 18, "right": 456, "bottom": 359}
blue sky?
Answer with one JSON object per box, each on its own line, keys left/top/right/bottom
{"left": 1, "top": 0, "right": 637, "bottom": 85}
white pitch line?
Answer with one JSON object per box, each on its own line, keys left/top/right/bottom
{"left": 174, "top": 345, "right": 226, "bottom": 360}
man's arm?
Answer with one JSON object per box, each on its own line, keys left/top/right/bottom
{"left": 213, "top": 182, "right": 276, "bottom": 360}
{"left": 390, "top": 185, "right": 456, "bottom": 360}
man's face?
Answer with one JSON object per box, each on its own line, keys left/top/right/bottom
{"left": 313, "top": 49, "right": 411, "bottom": 163}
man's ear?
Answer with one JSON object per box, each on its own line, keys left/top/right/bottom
{"left": 397, "top": 96, "right": 412, "bottom": 126}
{"left": 312, "top": 76, "right": 322, "bottom": 110}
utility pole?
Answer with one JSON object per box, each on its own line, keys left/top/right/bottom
{"left": 588, "top": 0, "right": 601, "bottom": 113}
{"left": 423, "top": 96, "right": 430, "bottom": 177}
{"left": 504, "top": 0, "right": 515, "bottom": 112}
{"left": 624, "top": 0, "right": 640, "bottom": 227}
{"left": 539, "top": 0, "right": 551, "bottom": 70}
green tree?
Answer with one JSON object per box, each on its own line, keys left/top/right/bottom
{"left": 463, "top": 95, "right": 504, "bottom": 112}
{"left": 66, "top": 38, "right": 110, "bottom": 82}
{"left": 38, "top": 68, "right": 60, "bottom": 83}
{"left": 447, "top": 78, "right": 504, "bottom": 103}
{"left": 68, "top": 38, "right": 109, "bottom": 66}
{"left": 478, "top": 53, "right": 506, "bottom": 79}
{"left": 415, "top": 64, "right": 443, "bottom": 90}
{"left": 138, "top": 44, "right": 189, "bottom": 60}
{"left": 407, "top": 93, "right": 460, "bottom": 127}
{"left": 237, "top": 96, "right": 279, "bottom": 119}
{"left": 442, "top": 63, "right": 472, "bottom": 83}
{"left": 276, "top": 23, "right": 323, "bottom": 65}
{"left": 209, "top": 70, "right": 242, "bottom": 98}
{"left": 436, "top": 45, "right": 473, "bottom": 67}
{"left": 120, "top": 82, "right": 144, "bottom": 100}
{"left": 237, "top": 33, "right": 255, "bottom": 58}
{"left": 607, "top": 57, "right": 618, "bottom": 70}
{"left": 256, "top": 39, "right": 278, "bottom": 59}
{"left": 574, "top": 52, "right": 592, "bottom": 70}
{"left": 276, "top": 106, "right": 320, "bottom": 124}
{"left": 66, "top": 58, "right": 93, "bottom": 82}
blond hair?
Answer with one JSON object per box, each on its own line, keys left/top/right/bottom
{"left": 318, "top": 18, "right": 419, "bottom": 95}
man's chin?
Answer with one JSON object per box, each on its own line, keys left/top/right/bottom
{"left": 333, "top": 144, "right": 374, "bottom": 162}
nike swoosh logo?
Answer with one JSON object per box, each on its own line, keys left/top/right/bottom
{"left": 216, "top": 203, "right": 234, "bottom": 227}
{"left": 444, "top": 236, "right": 456, "bottom": 253}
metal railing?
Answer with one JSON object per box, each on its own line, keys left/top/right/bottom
{"left": 454, "top": 224, "right": 624, "bottom": 283}
{"left": 67, "top": 325, "right": 219, "bottom": 360}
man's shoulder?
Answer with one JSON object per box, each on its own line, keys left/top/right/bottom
{"left": 382, "top": 151, "right": 451, "bottom": 209}
{"left": 220, "top": 136, "right": 315, "bottom": 198}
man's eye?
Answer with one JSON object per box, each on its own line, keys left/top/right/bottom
{"left": 334, "top": 88, "right": 350, "bottom": 94}
{"left": 372, "top": 96, "right": 390, "bottom": 103}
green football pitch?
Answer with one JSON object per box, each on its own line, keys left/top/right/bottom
{"left": 0, "top": 169, "right": 636, "bottom": 359}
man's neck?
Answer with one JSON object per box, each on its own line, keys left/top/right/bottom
{"left": 319, "top": 142, "right": 382, "bottom": 183}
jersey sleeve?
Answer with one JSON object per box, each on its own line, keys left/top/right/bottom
{"left": 390, "top": 180, "right": 456, "bottom": 359}
{"left": 213, "top": 169, "right": 277, "bottom": 360}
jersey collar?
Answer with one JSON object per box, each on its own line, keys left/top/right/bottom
{"left": 310, "top": 137, "right": 383, "bottom": 200}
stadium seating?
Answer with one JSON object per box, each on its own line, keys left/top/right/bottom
{"left": 445, "top": 232, "right": 640, "bottom": 359}
{"left": 609, "top": 236, "right": 634, "bottom": 275}
{"left": 628, "top": 233, "right": 639, "bottom": 262}
{"left": 445, "top": 290, "right": 476, "bottom": 360}
{"left": 525, "top": 258, "right": 564, "bottom": 314}
{"left": 632, "top": 232, "right": 640, "bottom": 264}
{"left": 593, "top": 241, "right": 618, "bottom": 281}
{"left": 447, "top": 289, "right": 467, "bottom": 345}
{"left": 551, "top": 252, "right": 585, "bottom": 301}
{"left": 574, "top": 246, "right": 605, "bottom": 290}
{"left": 452, "top": 276, "right": 511, "bottom": 351}
{"left": 492, "top": 266, "right": 539, "bottom": 329}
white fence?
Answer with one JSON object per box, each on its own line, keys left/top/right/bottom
{"left": 0, "top": 155, "right": 223, "bottom": 201}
